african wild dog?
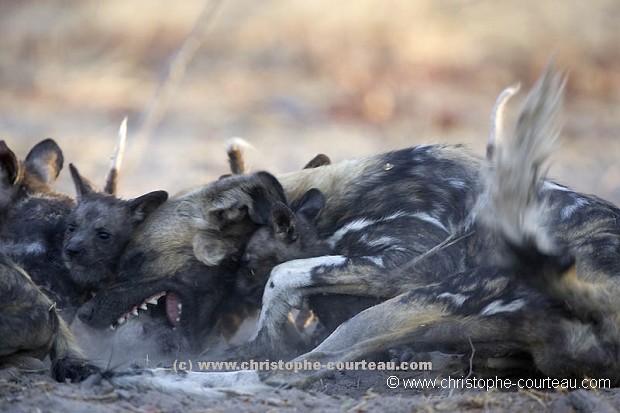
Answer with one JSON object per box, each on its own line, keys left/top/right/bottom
{"left": 0, "top": 139, "right": 83, "bottom": 320}
{"left": 0, "top": 253, "right": 99, "bottom": 381}
{"left": 257, "top": 65, "right": 620, "bottom": 387}
{"left": 62, "top": 164, "right": 168, "bottom": 291}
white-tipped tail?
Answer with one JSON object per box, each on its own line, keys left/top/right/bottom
{"left": 487, "top": 83, "right": 521, "bottom": 160}
{"left": 225, "top": 137, "right": 254, "bottom": 175}
{"left": 480, "top": 64, "right": 566, "bottom": 254}
{"left": 104, "top": 117, "right": 127, "bottom": 195}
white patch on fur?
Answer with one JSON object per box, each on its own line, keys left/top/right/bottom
{"left": 449, "top": 179, "right": 467, "bottom": 189}
{"left": 438, "top": 292, "right": 468, "bottom": 307}
{"left": 328, "top": 211, "right": 409, "bottom": 249}
{"left": 328, "top": 218, "right": 376, "bottom": 248}
{"left": 365, "top": 236, "right": 398, "bottom": 249}
{"left": 1, "top": 241, "right": 46, "bottom": 256}
{"left": 362, "top": 255, "right": 384, "bottom": 267}
{"left": 480, "top": 299, "right": 526, "bottom": 316}
{"left": 412, "top": 212, "right": 449, "bottom": 233}
{"left": 560, "top": 197, "right": 590, "bottom": 220}
{"left": 543, "top": 181, "right": 573, "bottom": 193}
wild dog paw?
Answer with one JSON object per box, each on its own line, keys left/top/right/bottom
{"left": 51, "top": 357, "right": 100, "bottom": 382}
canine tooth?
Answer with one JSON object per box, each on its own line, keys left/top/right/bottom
{"left": 131, "top": 308, "right": 139, "bottom": 316}
{"left": 146, "top": 298, "right": 158, "bottom": 305}
{"left": 117, "top": 317, "right": 126, "bottom": 325}
{"left": 177, "top": 303, "right": 182, "bottom": 311}
{"left": 140, "top": 303, "right": 148, "bottom": 311}
{"left": 109, "top": 325, "right": 116, "bottom": 331}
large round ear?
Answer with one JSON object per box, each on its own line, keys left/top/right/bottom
{"left": 69, "top": 163, "right": 97, "bottom": 201}
{"left": 0, "top": 141, "right": 19, "bottom": 188}
{"left": 271, "top": 201, "right": 297, "bottom": 243}
{"left": 24, "top": 138, "right": 64, "bottom": 185}
{"left": 291, "top": 188, "right": 325, "bottom": 224}
{"left": 127, "top": 190, "right": 168, "bottom": 223}
{"left": 246, "top": 172, "right": 287, "bottom": 225}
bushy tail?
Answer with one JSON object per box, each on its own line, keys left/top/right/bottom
{"left": 480, "top": 64, "right": 566, "bottom": 256}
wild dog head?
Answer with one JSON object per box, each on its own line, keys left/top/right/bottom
{"left": 77, "top": 171, "right": 288, "bottom": 353}
{"left": 63, "top": 164, "right": 168, "bottom": 291}
{"left": 237, "top": 188, "right": 328, "bottom": 304}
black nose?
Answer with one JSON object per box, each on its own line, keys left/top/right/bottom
{"left": 77, "top": 303, "right": 95, "bottom": 323}
{"left": 64, "top": 245, "right": 83, "bottom": 259}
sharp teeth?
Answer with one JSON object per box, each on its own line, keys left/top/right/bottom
{"left": 140, "top": 303, "right": 148, "bottom": 311}
{"left": 146, "top": 298, "right": 158, "bottom": 305}
{"left": 175, "top": 317, "right": 180, "bottom": 323}
{"left": 109, "top": 325, "right": 116, "bottom": 331}
{"left": 117, "top": 317, "right": 126, "bottom": 325}
{"left": 177, "top": 303, "right": 182, "bottom": 312}
{"left": 131, "top": 308, "right": 139, "bottom": 316}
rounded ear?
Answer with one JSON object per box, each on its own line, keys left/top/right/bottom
{"left": 0, "top": 141, "right": 19, "bottom": 187}
{"left": 271, "top": 202, "right": 297, "bottom": 243}
{"left": 24, "top": 138, "right": 64, "bottom": 185}
{"left": 303, "top": 154, "right": 331, "bottom": 169}
{"left": 69, "top": 164, "right": 96, "bottom": 201}
{"left": 246, "top": 172, "right": 287, "bottom": 225}
{"left": 292, "top": 188, "right": 325, "bottom": 224}
{"left": 127, "top": 190, "right": 168, "bottom": 223}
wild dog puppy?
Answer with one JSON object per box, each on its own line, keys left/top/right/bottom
{"left": 62, "top": 164, "right": 168, "bottom": 291}
{"left": 0, "top": 253, "right": 99, "bottom": 381}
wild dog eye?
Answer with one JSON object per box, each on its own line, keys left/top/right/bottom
{"left": 97, "top": 230, "right": 111, "bottom": 240}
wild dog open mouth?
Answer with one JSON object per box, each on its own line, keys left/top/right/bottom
{"left": 108, "top": 291, "right": 184, "bottom": 330}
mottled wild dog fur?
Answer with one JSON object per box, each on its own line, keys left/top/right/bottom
{"left": 259, "top": 65, "right": 620, "bottom": 387}
{"left": 63, "top": 164, "right": 168, "bottom": 290}
{"left": 0, "top": 139, "right": 83, "bottom": 319}
{"left": 0, "top": 253, "right": 99, "bottom": 381}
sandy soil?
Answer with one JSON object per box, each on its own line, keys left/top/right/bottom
{"left": 1, "top": 0, "right": 620, "bottom": 411}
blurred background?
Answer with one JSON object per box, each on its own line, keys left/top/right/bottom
{"left": 0, "top": 0, "right": 618, "bottom": 202}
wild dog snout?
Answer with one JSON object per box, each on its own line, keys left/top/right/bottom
{"left": 77, "top": 302, "right": 95, "bottom": 323}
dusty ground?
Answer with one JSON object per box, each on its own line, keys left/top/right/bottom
{"left": 1, "top": 0, "right": 620, "bottom": 411}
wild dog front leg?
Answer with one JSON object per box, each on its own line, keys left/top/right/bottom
{"left": 248, "top": 255, "right": 400, "bottom": 357}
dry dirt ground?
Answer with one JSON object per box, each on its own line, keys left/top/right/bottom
{"left": 1, "top": 0, "right": 620, "bottom": 411}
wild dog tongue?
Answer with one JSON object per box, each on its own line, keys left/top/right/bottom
{"left": 166, "top": 292, "right": 181, "bottom": 327}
